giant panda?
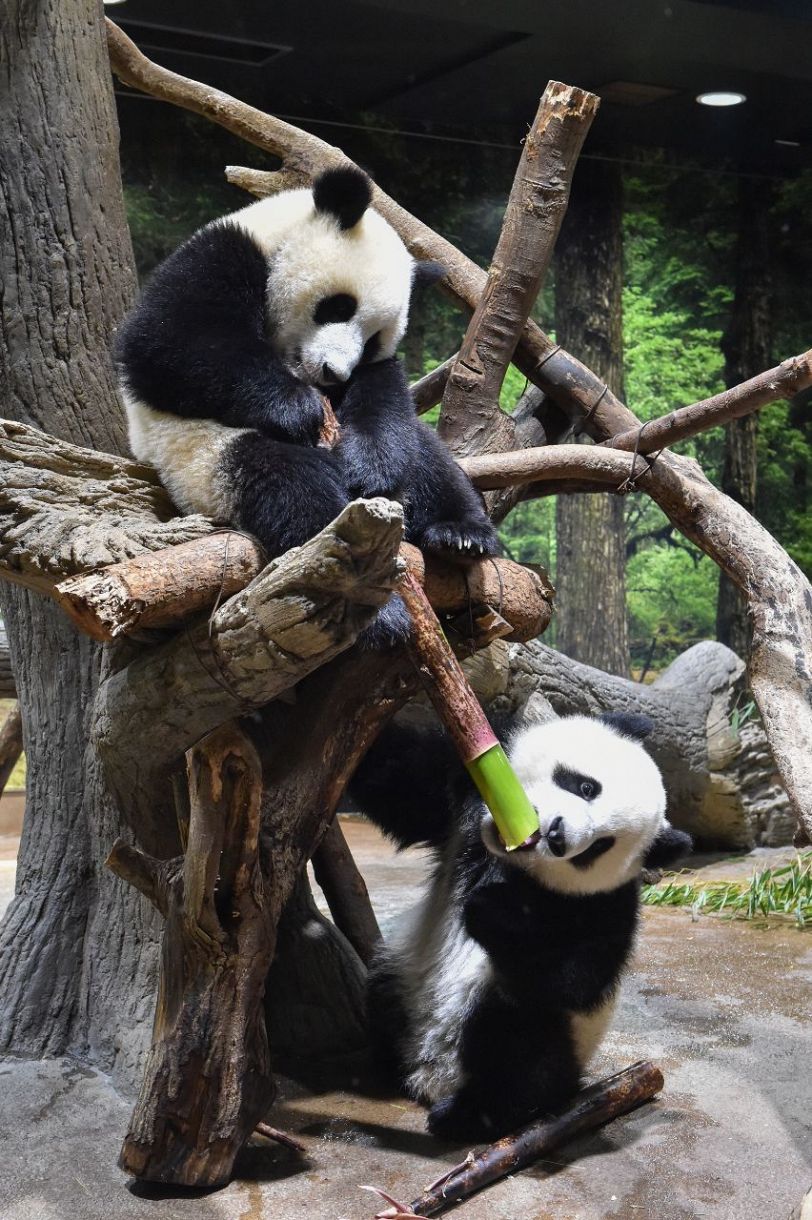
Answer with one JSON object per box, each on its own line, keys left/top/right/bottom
{"left": 348, "top": 709, "right": 691, "bottom": 1140}
{"left": 115, "top": 166, "right": 499, "bottom": 644}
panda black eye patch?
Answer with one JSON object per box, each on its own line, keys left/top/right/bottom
{"left": 313, "top": 293, "right": 357, "bottom": 324}
{"left": 552, "top": 765, "right": 602, "bottom": 802}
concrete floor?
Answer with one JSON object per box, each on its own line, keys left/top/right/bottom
{"left": 0, "top": 817, "right": 810, "bottom": 1220}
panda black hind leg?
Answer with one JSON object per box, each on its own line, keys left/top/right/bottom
{"left": 427, "top": 993, "right": 580, "bottom": 1142}
{"left": 405, "top": 422, "right": 500, "bottom": 561}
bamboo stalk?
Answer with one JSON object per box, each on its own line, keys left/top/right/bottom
{"left": 399, "top": 571, "right": 539, "bottom": 850}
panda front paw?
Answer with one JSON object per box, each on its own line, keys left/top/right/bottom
{"left": 358, "top": 594, "right": 412, "bottom": 651}
{"left": 418, "top": 520, "right": 501, "bottom": 564}
{"left": 271, "top": 383, "right": 327, "bottom": 447}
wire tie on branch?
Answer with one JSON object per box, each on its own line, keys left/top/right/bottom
{"left": 616, "top": 419, "right": 662, "bottom": 494}
{"left": 576, "top": 382, "right": 609, "bottom": 437}
{"left": 532, "top": 342, "right": 562, "bottom": 374}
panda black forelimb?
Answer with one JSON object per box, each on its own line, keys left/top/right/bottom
{"left": 403, "top": 423, "right": 502, "bottom": 558}
{"left": 333, "top": 357, "right": 419, "bottom": 499}
{"left": 347, "top": 719, "right": 464, "bottom": 849}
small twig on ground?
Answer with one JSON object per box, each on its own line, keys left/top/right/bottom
{"left": 253, "top": 1121, "right": 307, "bottom": 1154}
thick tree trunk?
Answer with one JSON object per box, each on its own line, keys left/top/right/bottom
{"left": 0, "top": 0, "right": 155, "bottom": 1076}
{"left": 717, "top": 179, "right": 772, "bottom": 660}
{"left": 553, "top": 162, "right": 630, "bottom": 677}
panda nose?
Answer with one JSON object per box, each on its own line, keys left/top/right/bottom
{"left": 322, "top": 362, "right": 349, "bottom": 385}
{"left": 546, "top": 815, "right": 566, "bottom": 857}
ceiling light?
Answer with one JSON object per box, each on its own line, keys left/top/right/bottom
{"left": 696, "top": 91, "right": 746, "bottom": 107}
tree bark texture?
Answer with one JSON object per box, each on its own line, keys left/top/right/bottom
{"left": 717, "top": 179, "right": 773, "bottom": 660}
{"left": 553, "top": 161, "right": 630, "bottom": 677}
{"left": 0, "top": 0, "right": 152, "bottom": 1076}
{"left": 439, "top": 82, "right": 599, "bottom": 460}
{"left": 110, "top": 725, "right": 275, "bottom": 1187}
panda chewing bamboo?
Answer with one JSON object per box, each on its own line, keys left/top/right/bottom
{"left": 115, "top": 166, "right": 499, "bottom": 647}
{"left": 349, "top": 710, "right": 691, "bottom": 1141}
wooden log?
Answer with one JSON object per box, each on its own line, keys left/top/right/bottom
{"left": 55, "top": 536, "right": 553, "bottom": 646}
{"left": 401, "top": 1061, "right": 664, "bottom": 1217}
{"left": 440, "top": 82, "right": 599, "bottom": 462}
{"left": 93, "top": 498, "right": 406, "bottom": 781}
{"left": 55, "top": 530, "right": 265, "bottom": 640}
{"left": 110, "top": 724, "right": 276, "bottom": 1188}
{"left": 410, "top": 358, "right": 455, "bottom": 415}
{"left": 310, "top": 818, "right": 381, "bottom": 966}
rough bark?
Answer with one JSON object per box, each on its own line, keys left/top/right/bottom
{"left": 439, "top": 83, "right": 599, "bottom": 460}
{"left": 553, "top": 161, "right": 629, "bottom": 677}
{"left": 50, "top": 521, "right": 552, "bottom": 647}
{"left": 93, "top": 498, "right": 405, "bottom": 781}
{"left": 0, "top": 419, "right": 212, "bottom": 597}
{"left": 0, "top": 0, "right": 152, "bottom": 1076}
{"left": 56, "top": 531, "right": 265, "bottom": 639}
{"left": 717, "top": 179, "right": 773, "bottom": 660}
{"left": 110, "top": 725, "right": 273, "bottom": 1187}
{"left": 499, "top": 638, "right": 780, "bottom": 847}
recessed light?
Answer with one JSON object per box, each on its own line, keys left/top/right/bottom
{"left": 696, "top": 91, "right": 746, "bottom": 107}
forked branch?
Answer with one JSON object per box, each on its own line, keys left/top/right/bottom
{"left": 439, "top": 82, "right": 599, "bottom": 459}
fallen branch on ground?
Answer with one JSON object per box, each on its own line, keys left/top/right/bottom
{"left": 363, "top": 1061, "right": 664, "bottom": 1218}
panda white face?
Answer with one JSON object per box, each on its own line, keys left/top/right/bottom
{"left": 481, "top": 715, "right": 669, "bottom": 895}
{"left": 230, "top": 168, "right": 416, "bottom": 388}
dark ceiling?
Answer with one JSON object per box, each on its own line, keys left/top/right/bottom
{"left": 110, "top": 0, "right": 812, "bottom": 174}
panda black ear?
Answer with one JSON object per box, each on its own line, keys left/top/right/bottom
{"left": 412, "top": 260, "right": 446, "bottom": 290}
{"left": 313, "top": 167, "right": 373, "bottom": 230}
{"left": 599, "top": 711, "right": 654, "bottom": 741}
{"left": 643, "top": 825, "right": 693, "bottom": 869}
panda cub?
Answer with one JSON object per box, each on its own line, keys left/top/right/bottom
{"left": 349, "top": 710, "right": 691, "bottom": 1140}
{"left": 115, "top": 166, "right": 499, "bottom": 644}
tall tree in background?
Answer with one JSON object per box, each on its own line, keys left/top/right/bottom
{"left": 717, "top": 177, "right": 772, "bottom": 660}
{"left": 555, "top": 160, "right": 630, "bottom": 677}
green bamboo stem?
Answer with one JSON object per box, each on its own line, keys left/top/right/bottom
{"left": 399, "top": 571, "right": 540, "bottom": 849}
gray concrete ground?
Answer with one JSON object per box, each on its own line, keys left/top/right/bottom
{"left": 0, "top": 817, "right": 810, "bottom": 1220}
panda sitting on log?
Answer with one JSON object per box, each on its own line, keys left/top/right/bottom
{"left": 115, "top": 166, "right": 499, "bottom": 645}
{"left": 349, "top": 710, "right": 691, "bottom": 1140}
